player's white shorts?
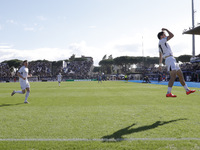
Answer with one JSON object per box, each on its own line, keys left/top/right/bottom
{"left": 165, "top": 56, "right": 180, "bottom": 71}
{"left": 20, "top": 80, "right": 30, "bottom": 90}
{"left": 58, "top": 80, "right": 61, "bottom": 83}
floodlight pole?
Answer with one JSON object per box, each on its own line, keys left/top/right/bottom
{"left": 192, "top": 0, "right": 195, "bottom": 57}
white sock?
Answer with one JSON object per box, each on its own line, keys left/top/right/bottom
{"left": 25, "top": 91, "right": 30, "bottom": 102}
{"left": 167, "top": 87, "right": 172, "bottom": 94}
{"left": 15, "top": 91, "right": 23, "bottom": 94}
{"left": 183, "top": 85, "right": 189, "bottom": 91}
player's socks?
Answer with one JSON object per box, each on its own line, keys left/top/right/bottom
{"left": 183, "top": 84, "right": 196, "bottom": 95}
{"left": 167, "top": 87, "right": 172, "bottom": 94}
{"left": 25, "top": 91, "right": 30, "bottom": 102}
{"left": 183, "top": 84, "right": 189, "bottom": 92}
{"left": 15, "top": 91, "right": 23, "bottom": 94}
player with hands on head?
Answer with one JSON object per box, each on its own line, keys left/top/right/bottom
{"left": 157, "top": 28, "right": 195, "bottom": 97}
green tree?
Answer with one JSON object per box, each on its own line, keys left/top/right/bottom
{"left": 93, "top": 66, "right": 101, "bottom": 73}
{"left": 52, "top": 60, "right": 63, "bottom": 75}
{"left": 177, "top": 55, "right": 192, "bottom": 62}
{"left": 74, "top": 58, "right": 87, "bottom": 61}
{"left": 99, "top": 59, "right": 114, "bottom": 74}
{"left": 102, "top": 55, "right": 107, "bottom": 60}
{"left": 69, "top": 54, "right": 75, "bottom": 61}
{"left": 3, "top": 59, "right": 22, "bottom": 68}
{"left": 114, "top": 56, "right": 136, "bottom": 74}
{"left": 108, "top": 55, "right": 113, "bottom": 59}
{"left": 145, "top": 57, "right": 159, "bottom": 67}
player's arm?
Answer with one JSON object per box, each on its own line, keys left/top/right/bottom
{"left": 17, "top": 72, "right": 25, "bottom": 80}
{"left": 27, "top": 74, "right": 32, "bottom": 77}
{"left": 162, "top": 28, "right": 174, "bottom": 41}
{"left": 159, "top": 52, "right": 163, "bottom": 71}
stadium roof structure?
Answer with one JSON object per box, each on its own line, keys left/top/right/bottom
{"left": 183, "top": 26, "right": 200, "bottom": 35}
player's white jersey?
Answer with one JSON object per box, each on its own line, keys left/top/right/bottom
{"left": 18, "top": 66, "right": 29, "bottom": 82}
{"left": 158, "top": 37, "right": 173, "bottom": 59}
{"left": 57, "top": 74, "right": 62, "bottom": 81}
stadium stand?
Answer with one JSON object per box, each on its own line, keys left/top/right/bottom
{"left": 62, "top": 57, "right": 94, "bottom": 79}
{"left": 0, "top": 63, "right": 11, "bottom": 82}
{"left": 29, "top": 61, "right": 51, "bottom": 78}
{"left": 0, "top": 57, "right": 200, "bottom": 82}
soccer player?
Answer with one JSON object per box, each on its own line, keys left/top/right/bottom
{"left": 125, "top": 74, "right": 128, "bottom": 83}
{"left": 11, "top": 60, "right": 32, "bottom": 103}
{"left": 158, "top": 28, "right": 196, "bottom": 97}
{"left": 98, "top": 73, "right": 102, "bottom": 83}
{"left": 57, "top": 73, "right": 62, "bottom": 87}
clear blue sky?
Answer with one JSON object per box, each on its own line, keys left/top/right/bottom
{"left": 0, "top": 0, "right": 200, "bottom": 65}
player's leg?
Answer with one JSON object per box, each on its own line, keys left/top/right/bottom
{"left": 177, "top": 69, "right": 186, "bottom": 87}
{"left": 23, "top": 81, "right": 30, "bottom": 103}
{"left": 11, "top": 90, "right": 17, "bottom": 96}
{"left": 168, "top": 70, "right": 176, "bottom": 92}
{"left": 166, "top": 70, "right": 177, "bottom": 97}
{"left": 177, "top": 69, "right": 196, "bottom": 95}
{"left": 11, "top": 89, "right": 25, "bottom": 96}
{"left": 24, "top": 87, "right": 30, "bottom": 103}
{"left": 165, "top": 57, "right": 178, "bottom": 97}
{"left": 11, "top": 81, "right": 25, "bottom": 96}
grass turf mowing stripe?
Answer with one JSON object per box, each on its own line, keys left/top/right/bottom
{"left": 1, "top": 138, "right": 200, "bottom": 141}
{"left": 1, "top": 81, "right": 200, "bottom": 149}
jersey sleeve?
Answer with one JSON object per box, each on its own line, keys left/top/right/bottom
{"left": 18, "top": 67, "right": 22, "bottom": 73}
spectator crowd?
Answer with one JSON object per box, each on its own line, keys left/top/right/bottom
{"left": 0, "top": 59, "right": 200, "bottom": 82}
{"left": 138, "top": 62, "right": 200, "bottom": 82}
{"left": 0, "top": 58, "right": 94, "bottom": 81}
{"left": 63, "top": 59, "right": 93, "bottom": 79}
{"left": 28, "top": 61, "right": 51, "bottom": 78}
{"left": 0, "top": 63, "right": 11, "bottom": 81}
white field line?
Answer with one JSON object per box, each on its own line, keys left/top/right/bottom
{"left": 1, "top": 138, "right": 200, "bottom": 142}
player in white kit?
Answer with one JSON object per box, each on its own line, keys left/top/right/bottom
{"left": 11, "top": 60, "right": 32, "bottom": 103}
{"left": 57, "top": 73, "right": 62, "bottom": 87}
{"left": 158, "top": 28, "right": 195, "bottom": 97}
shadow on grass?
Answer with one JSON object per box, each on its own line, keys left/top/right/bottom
{"left": 101, "top": 118, "right": 187, "bottom": 142}
{"left": 0, "top": 103, "right": 24, "bottom": 107}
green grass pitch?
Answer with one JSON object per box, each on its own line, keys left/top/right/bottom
{"left": 0, "top": 81, "right": 200, "bottom": 150}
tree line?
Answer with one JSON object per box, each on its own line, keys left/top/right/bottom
{"left": 1, "top": 54, "right": 195, "bottom": 74}
{"left": 96, "top": 54, "right": 194, "bottom": 74}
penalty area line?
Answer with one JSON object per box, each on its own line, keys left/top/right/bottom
{"left": 0, "top": 138, "right": 200, "bottom": 141}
